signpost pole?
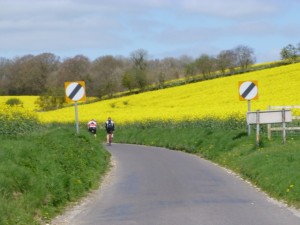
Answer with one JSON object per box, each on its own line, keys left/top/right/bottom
{"left": 65, "top": 81, "right": 86, "bottom": 134}
{"left": 239, "top": 80, "right": 258, "bottom": 136}
{"left": 248, "top": 100, "right": 251, "bottom": 136}
{"left": 74, "top": 101, "right": 79, "bottom": 134}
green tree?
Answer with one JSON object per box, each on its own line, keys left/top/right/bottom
{"left": 35, "top": 88, "right": 65, "bottom": 111}
{"left": 195, "top": 54, "right": 216, "bottom": 79}
{"left": 216, "top": 50, "right": 237, "bottom": 75}
{"left": 134, "top": 69, "right": 148, "bottom": 91}
{"left": 130, "top": 49, "right": 149, "bottom": 91}
{"left": 280, "top": 44, "right": 298, "bottom": 63}
{"left": 122, "top": 70, "right": 136, "bottom": 92}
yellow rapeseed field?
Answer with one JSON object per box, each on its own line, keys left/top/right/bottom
{"left": 1, "top": 63, "right": 300, "bottom": 124}
{"left": 0, "top": 96, "right": 40, "bottom": 110}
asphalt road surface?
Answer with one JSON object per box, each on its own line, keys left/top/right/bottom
{"left": 51, "top": 143, "right": 300, "bottom": 225}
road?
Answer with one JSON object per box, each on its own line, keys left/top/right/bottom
{"left": 51, "top": 143, "right": 300, "bottom": 225}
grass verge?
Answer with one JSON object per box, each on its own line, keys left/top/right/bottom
{"left": 0, "top": 124, "right": 110, "bottom": 225}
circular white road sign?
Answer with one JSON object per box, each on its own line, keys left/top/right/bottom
{"left": 65, "top": 81, "right": 86, "bottom": 102}
{"left": 239, "top": 81, "right": 258, "bottom": 100}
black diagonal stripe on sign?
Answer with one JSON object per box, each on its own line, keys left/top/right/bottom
{"left": 69, "top": 84, "right": 82, "bottom": 99}
{"left": 242, "top": 82, "right": 255, "bottom": 98}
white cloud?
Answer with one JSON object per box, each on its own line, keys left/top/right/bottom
{"left": 179, "top": 0, "right": 282, "bottom": 18}
{"left": 0, "top": 0, "right": 299, "bottom": 62}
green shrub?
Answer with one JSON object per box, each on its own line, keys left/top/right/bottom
{"left": 5, "top": 98, "right": 23, "bottom": 106}
{"left": 0, "top": 105, "right": 41, "bottom": 135}
{"left": 34, "top": 88, "right": 65, "bottom": 111}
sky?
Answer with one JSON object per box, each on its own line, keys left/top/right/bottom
{"left": 1, "top": 0, "right": 300, "bottom": 63}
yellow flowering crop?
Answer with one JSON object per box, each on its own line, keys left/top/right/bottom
{"left": 0, "top": 104, "right": 40, "bottom": 135}
{"left": 1, "top": 63, "right": 300, "bottom": 125}
{"left": 0, "top": 96, "right": 40, "bottom": 110}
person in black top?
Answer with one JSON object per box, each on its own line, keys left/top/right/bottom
{"left": 105, "top": 117, "right": 115, "bottom": 145}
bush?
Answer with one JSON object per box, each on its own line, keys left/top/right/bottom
{"left": 0, "top": 105, "right": 41, "bottom": 135}
{"left": 35, "top": 89, "right": 65, "bottom": 111}
{"left": 5, "top": 98, "right": 23, "bottom": 107}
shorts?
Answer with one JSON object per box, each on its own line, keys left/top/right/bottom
{"left": 89, "top": 127, "right": 97, "bottom": 134}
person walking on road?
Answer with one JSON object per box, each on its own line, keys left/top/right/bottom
{"left": 87, "top": 119, "right": 97, "bottom": 137}
{"left": 105, "top": 117, "right": 115, "bottom": 145}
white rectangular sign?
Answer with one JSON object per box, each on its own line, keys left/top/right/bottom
{"left": 247, "top": 110, "right": 292, "bottom": 125}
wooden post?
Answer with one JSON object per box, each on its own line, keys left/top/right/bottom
{"left": 282, "top": 108, "right": 286, "bottom": 144}
{"left": 267, "top": 105, "right": 271, "bottom": 140}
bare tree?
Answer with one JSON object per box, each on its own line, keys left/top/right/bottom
{"left": 195, "top": 54, "right": 216, "bottom": 79}
{"left": 0, "top": 57, "right": 10, "bottom": 95}
{"left": 91, "top": 55, "right": 125, "bottom": 97}
{"left": 184, "top": 63, "right": 197, "bottom": 79}
{"left": 129, "top": 49, "right": 149, "bottom": 90}
{"left": 233, "top": 45, "right": 255, "bottom": 71}
{"left": 31, "top": 53, "right": 60, "bottom": 93}
{"left": 160, "top": 57, "right": 184, "bottom": 80}
{"left": 6, "top": 55, "right": 35, "bottom": 95}
{"left": 130, "top": 49, "right": 148, "bottom": 71}
{"left": 54, "top": 55, "right": 91, "bottom": 88}
{"left": 216, "top": 50, "right": 237, "bottom": 75}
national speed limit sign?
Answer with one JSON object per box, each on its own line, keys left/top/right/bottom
{"left": 239, "top": 81, "right": 258, "bottom": 101}
{"left": 64, "top": 81, "right": 86, "bottom": 103}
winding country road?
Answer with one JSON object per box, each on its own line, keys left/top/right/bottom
{"left": 51, "top": 143, "right": 300, "bottom": 225}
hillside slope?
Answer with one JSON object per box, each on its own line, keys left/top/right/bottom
{"left": 36, "top": 62, "right": 300, "bottom": 124}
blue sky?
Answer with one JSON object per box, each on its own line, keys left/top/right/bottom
{"left": 1, "top": 0, "right": 300, "bottom": 62}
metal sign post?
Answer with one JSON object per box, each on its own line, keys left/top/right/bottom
{"left": 248, "top": 100, "right": 251, "bottom": 135}
{"left": 238, "top": 80, "right": 258, "bottom": 136}
{"left": 74, "top": 101, "right": 79, "bottom": 134}
{"left": 64, "top": 81, "right": 86, "bottom": 134}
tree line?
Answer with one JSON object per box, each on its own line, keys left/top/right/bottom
{"left": 0, "top": 45, "right": 256, "bottom": 96}
{"left": 0, "top": 42, "right": 298, "bottom": 109}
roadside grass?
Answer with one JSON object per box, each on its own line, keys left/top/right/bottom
{"left": 114, "top": 119, "right": 300, "bottom": 209}
{"left": 0, "top": 105, "right": 41, "bottom": 136}
{"left": 0, "top": 124, "right": 110, "bottom": 225}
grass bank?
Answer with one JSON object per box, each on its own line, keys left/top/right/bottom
{"left": 0, "top": 125, "right": 110, "bottom": 225}
{"left": 114, "top": 119, "right": 300, "bottom": 209}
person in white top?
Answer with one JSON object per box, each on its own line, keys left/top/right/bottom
{"left": 87, "top": 119, "right": 97, "bottom": 136}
